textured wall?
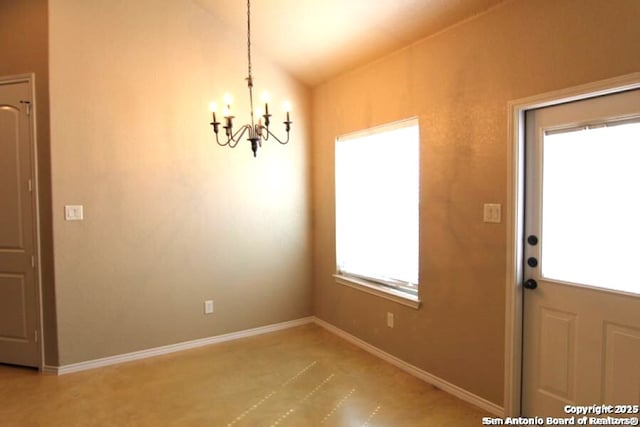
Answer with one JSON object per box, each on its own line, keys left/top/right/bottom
{"left": 49, "top": 0, "right": 312, "bottom": 365}
{"left": 311, "top": 0, "right": 640, "bottom": 406}
{"left": 0, "top": 0, "right": 58, "bottom": 366}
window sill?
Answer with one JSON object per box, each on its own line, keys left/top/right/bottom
{"left": 333, "top": 274, "right": 421, "bottom": 309}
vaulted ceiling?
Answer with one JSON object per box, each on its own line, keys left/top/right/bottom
{"left": 194, "top": 0, "right": 506, "bottom": 86}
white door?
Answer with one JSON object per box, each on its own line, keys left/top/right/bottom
{"left": 522, "top": 89, "right": 640, "bottom": 416}
{"left": 0, "top": 77, "right": 40, "bottom": 367}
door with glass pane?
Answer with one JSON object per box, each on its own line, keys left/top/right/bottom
{"left": 522, "top": 89, "right": 640, "bottom": 417}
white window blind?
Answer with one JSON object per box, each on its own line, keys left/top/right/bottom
{"left": 335, "top": 118, "right": 419, "bottom": 293}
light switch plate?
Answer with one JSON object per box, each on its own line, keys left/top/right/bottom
{"left": 204, "top": 300, "right": 214, "bottom": 314}
{"left": 64, "top": 205, "right": 84, "bottom": 221}
{"left": 483, "top": 203, "right": 501, "bottom": 223}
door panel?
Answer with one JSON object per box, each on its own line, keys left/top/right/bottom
{"left": 0, "top": 104, "right": 25, "bottom": 249}
{"left": 537, "top": 307, "right": 576, "bottom": 401}
{"left": 0, "top": 274, "right": 28, "bottom": 339}
{"left": 604, "top": 324, "right": 640, "bottom": 403}
{"left": 523, "top": 89, "right": 640, "bottom": 416}
{"left": 0, "top": 78, "right": 40, "bottom": 367}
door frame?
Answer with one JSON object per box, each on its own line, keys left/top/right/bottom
{"left": 0, "top": 73, "right": 44, "bottom": 369}
{"left": 503, "top": 72, "right": 640, "bottom": 416}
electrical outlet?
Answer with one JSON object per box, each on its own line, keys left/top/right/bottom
{"left": 204, "top": 300, "right": 214, "bottom": 314}
{"left": 386, "top": 312, "right": 394, "bottom": 328}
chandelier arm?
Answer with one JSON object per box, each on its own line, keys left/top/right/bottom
{"left": 227, "top": 124, "right": 252, "bottom": 148}
{"left": 210, "top": 121, "right": 229, "bottom": 147}
{"left": 214, "top": 131, "right": 231, "bottom": 147}
{"left": 261, "top": 126, "right": 290, "bottom": 145}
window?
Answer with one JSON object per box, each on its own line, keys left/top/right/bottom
{"left": 541, "top": 119, "right": 640, "bottom": 295}
{"left": 334, "top": 118, "right": 420, "bottom": 306}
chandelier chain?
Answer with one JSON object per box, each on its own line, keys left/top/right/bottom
{"left": 247, "top": 0, "right": 252, "bottom": 80}
{"left": 246, "top": 0, "right": 255, "bottom": 125}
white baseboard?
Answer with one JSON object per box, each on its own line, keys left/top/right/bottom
{"left": 51, "top": 317, "right": 314, "bottom": 375}
{"left": 41, "top": 365, "right": 58, "bottom": 374}
{"left": 312, "top": 317, "right": 504, "bottom": 417}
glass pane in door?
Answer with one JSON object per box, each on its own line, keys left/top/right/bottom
{"left": 541, "top": 120, "right": 640, "bottom": 294}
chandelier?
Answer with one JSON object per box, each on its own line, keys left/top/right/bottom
{"left": 209, "top": 0, "right": 292, "bottom": 157}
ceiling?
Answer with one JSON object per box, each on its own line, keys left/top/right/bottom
{"left": 194, "top": 0, "right": 505, "bottom": 86}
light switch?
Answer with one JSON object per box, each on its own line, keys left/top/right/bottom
{"left": 204, "top": 300, "right": 214, "bottom": 314}
{"left": 483, "top": 203, "right": 501, "bottom": 223}
{"left": 64, "top": 205, "right": 84, "bottom": 221}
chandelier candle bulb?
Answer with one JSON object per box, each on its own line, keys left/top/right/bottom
{"left": 256, "top": 107, "right": 264, "bottom": 127}
{"left": 262, "top": 92, "right": 270, "bottom": 116}
{"left": 284, "top": 101, "right": 292, "bottom": 122}
{"left": 209, "top": 102, "right": 218, "bottom": 122}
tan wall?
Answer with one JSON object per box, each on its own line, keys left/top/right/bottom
{"left": 49, "top": 0, "right": 312, "bottom": 365}
{"left": 311, "top": 0, "right": 640, "bottom": 406}
{"left": 0, "top": 0, "right": 58, "bottom": 366}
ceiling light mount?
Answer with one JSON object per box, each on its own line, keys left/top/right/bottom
{"left": 209, "top": 0, "right": 292, "bottom": 157}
